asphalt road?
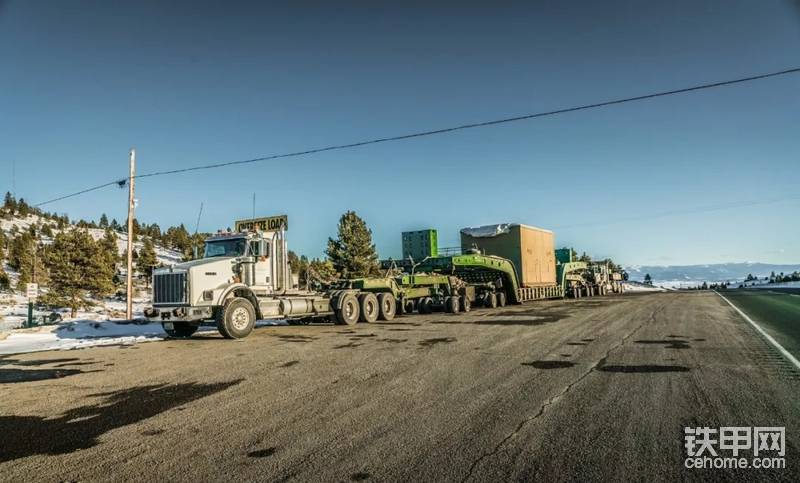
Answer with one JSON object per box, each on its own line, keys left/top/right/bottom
{"left": 721, "top": 288, "right": 800, "bottom": 359}
{"left": 1, "top": 292, "right": 798, "bottom": 482}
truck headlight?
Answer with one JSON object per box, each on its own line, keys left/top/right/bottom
{"left": 203, "top": 290, "right": 214, "bottom": 301}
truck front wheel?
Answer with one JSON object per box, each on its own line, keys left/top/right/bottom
{"left": 216, "top": 297, "right": 256, "bottom": 339}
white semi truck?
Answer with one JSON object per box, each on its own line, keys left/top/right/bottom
{"left": 144, "top": 216, "right": 391, "bottom": 338}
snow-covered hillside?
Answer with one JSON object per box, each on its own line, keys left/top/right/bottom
{"left": 1, "top": 213, "right": 182, "bottom": 266}
{"left": 1, "top": 213, "right": 183, "bottom": 330}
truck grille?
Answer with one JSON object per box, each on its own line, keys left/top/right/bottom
{"left": 153, "top": 272, "right": 187, "bottom": 305}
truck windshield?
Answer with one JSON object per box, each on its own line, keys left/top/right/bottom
{"left": 204, "top": 238, "right": 247, "bottom": 258}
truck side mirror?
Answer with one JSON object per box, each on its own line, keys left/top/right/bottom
{"left": 260, "top": 240, "right": 269, "bottom": 257}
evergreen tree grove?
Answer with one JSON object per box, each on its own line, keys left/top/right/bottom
{"left": 42, "top": 229, "right": 114, "bottom": 317}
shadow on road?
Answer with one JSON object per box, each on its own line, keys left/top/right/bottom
{"left": 419, "top": 337, "right": 457, "bottom": 347}
{"left": 0, "top": 379, "right": 242, "bottom": 462}
{"left": 0, "top": 356, "right": 102, "bottom": 384}
{"left": 634, "top": 339, "right": 691, "bottom": 350}
{"left": 522, "top": 361, "right": 576, "bottom": 369}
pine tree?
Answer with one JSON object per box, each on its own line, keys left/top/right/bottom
{"left": 136, "top": 237, "right": 158, "bottom": 286}
{"left": 97, "top": 229, "right": 120, "bottom": 291}
{"left": 17, "top": 198, "right": 29, "bottom": 217}
{"left": 42, "top": 229, "right": 111, "bottom": 317}
{"left": 41, "top": 223, "right": 54, "bottom": 238}
{"left": 325, "top": 211, "right": 379, "bottom": 278}
{"left": 165, "top": 224, "right": 192, "bottom": 259}
{"left": 307, "top": 258, "right": 337, "bottom": 287}
{"left": 0, "top": 269, "right": 9, "bottom": 291}
{"left": 9, "top": 232, "right": 36, "bottom": 286}
{"left": 188, "top": 232, "right": 207, "bottom": 260}
{"left": 644, "top": 273, "right": 652, "bottom": 286}
{"left": 99, "top": 213, "right": 109, "bottom": 228}
{"left": 110, "top": 218, "right": 120, "bottom": 230}
{"left": 3, "top": 191, "right": 15, "bottom": 210}
{"left": 288, "top": 250, "right": 300, "bottom": 273}
{"left": 99, "top": 229, "right": 120, "bottom": 266}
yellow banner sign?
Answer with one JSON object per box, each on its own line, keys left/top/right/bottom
{"left": 235, "top": 215, "right": 288, "bottom": 232}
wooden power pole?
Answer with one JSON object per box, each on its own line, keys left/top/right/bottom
{"left": 126, "top": 148, "right": 136, "bottom": 320}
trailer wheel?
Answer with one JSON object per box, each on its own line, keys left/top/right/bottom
{"left": 460, "top": 296, "right": 471, "bottom": 313}
{"left": 418, "top": 297, "right": 433, "bottom": 314}
{"left": 216, "top": 297, "right": 256, "bottom": 339}
{"left": 404, "top": 299, "right": 416, "bottom": 314}
{"left": 358, "top": 293, "right": 379, "bottom": 323}
{"left": 497, "top": 292, "right": 507, "bottom": 307}
{"left": 163, "top": 322, "right": 198, "bottom": 339}
{"left": 486, "top": 292, "right": 498, "bottom": 309}
{"left": 377, "top": 293, "right": 396, "bottom": 321}
{"left": 445, "top": 296, "right": 460, "bottom": 314}
{"left": 335, "top": 293, "right": 360, "bottom": 325}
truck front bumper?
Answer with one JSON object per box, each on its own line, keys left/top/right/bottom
{"left": 145, "top": 306, "right": 213, "bottom": 323}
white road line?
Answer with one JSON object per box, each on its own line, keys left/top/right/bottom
{"left": 715, "top": 291, "right": 800, "bottom": 370}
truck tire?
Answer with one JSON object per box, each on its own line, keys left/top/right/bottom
{"left": 497, "top": 292, "right": 507, "bottom": 307}
{"left": 487, "top": 292, "right": 498, "bottom": 309}
{"left": 335, "top": 293, "right": 360, "bottom": 325}
{"left": 445, "top": 296, "right": 460, "bottom": 314}
{"left": 163, "top": 322, "right": 198, "bottom": 339}
{"left": 358, "top": 293, "right": 379, "bottom": 323}
{"left": 377, "top": 293, "right": 396, "bottom": 321}
{"left": 418, "top": 297, "right": 433, "bottom": 314}
{"left": 405, "top": 299, "right": 416, "bottom": 314}
{"left": 460, "top": 296, "right": 471, "bottom": 313}
{"left": 216, "top": 297, "right": 256, "bottom": 339}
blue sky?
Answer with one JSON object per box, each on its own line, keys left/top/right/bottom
{"left": 1, "top": 0, "right": 798, "bottom": 265}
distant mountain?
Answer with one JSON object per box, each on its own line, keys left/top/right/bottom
{"left": 624, "top": 263, "right": 800, "bottom": 283}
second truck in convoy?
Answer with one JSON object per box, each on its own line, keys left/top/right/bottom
{"left": 145, "top": 216, "right": 624, "bottom": 339}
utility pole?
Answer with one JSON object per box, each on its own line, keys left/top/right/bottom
{"left": 27, "top": 242, "right": 36, "bottom": 328}
{"left": 252, "top": 192, "right": 256, "bottom": 219}
{"left": 126, "top": 148, "right": 136, "bottom": 320}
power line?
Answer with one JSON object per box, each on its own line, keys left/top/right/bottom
{"left": 35, "top": 66, "right": 800, "bottom": 207}
{"left": 36, "top": 180, "right": 126, "bottom": 207}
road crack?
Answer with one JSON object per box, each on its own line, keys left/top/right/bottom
{"left": 460, "top": 305, "right": 662, "bottom": 482}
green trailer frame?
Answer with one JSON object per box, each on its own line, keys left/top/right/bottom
{"left": 413, "top": 254, "right": 589, "bottom": 303}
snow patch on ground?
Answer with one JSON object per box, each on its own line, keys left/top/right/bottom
{"left": 622, "top": 282, "right": 665, "bottom": 292}
{"left": 0, "top": 318, "right": 289, "bottom": 354}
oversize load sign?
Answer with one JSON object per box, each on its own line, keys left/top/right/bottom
{"left": 235, "top": 215, "right": 288, "bottom": 232}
